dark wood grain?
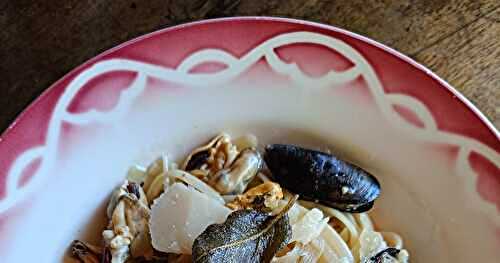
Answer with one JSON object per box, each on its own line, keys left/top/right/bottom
{"left": 414, "top": 7, "right": 500, "bottom": 128}
{"left": 1, "top": 0, "right": 498, "bottom": 131}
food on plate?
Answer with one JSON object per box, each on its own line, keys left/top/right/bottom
{"left": 71, "top": 133, "right": 409, "bottom": 263}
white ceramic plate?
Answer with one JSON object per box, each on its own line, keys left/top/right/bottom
{"left": 0, "top": 17, "right": 498, "bottom": 262}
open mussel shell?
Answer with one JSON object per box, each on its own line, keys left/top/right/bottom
{"left": 264, "top": 144, "right": 380, "bottom": 213}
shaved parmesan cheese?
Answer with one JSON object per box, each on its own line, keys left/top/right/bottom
{"left": 165, "top": 169, "right": 225, "bottom": 204}
{"left": 291, "top": 208, "right": 329, "bottom": 244}
{"left": 359, "top": 229, "right": 388, "bottom": 261}
{"left": 150, "top": 183, "right": 231, "bottom": 254}
{"left": 278, "top": 203, "right": 354, "bottom": 263}
{"left": 287, "top": 203, "right": 309, "bottom": 225}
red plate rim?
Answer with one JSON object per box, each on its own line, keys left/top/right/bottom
{"left": 2, "top": 16, "right": 498, "bottom": 142}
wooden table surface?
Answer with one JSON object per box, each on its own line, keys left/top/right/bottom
{"left": 1, "top": 0, "right": 499, "bottom": 132}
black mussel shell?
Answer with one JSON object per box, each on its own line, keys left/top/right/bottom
{"left": 369, "top": 248, "right": 401, "bottom": 263}
{"left": 185, "top": 150, "right": 210, "bottom": 171}
{"left": 264, "top": 144, "right": 380, "bottom": 213}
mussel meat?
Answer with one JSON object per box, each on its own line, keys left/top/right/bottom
{"left": 182, "top": 133, "right": 239, "bottom": 180}
{"left": 264, "top": 144, "right": 380, "bottom": 213}
{"left": 211, "top": 148, "right": 263, "bottom": 195}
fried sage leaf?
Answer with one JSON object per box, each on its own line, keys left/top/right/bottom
{"left": 192, "top": 196, "right": 297, "bottom": 263}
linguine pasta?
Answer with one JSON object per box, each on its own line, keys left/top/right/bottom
{"left": 70, "top": 133, "right": 409, "bottom": 263}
